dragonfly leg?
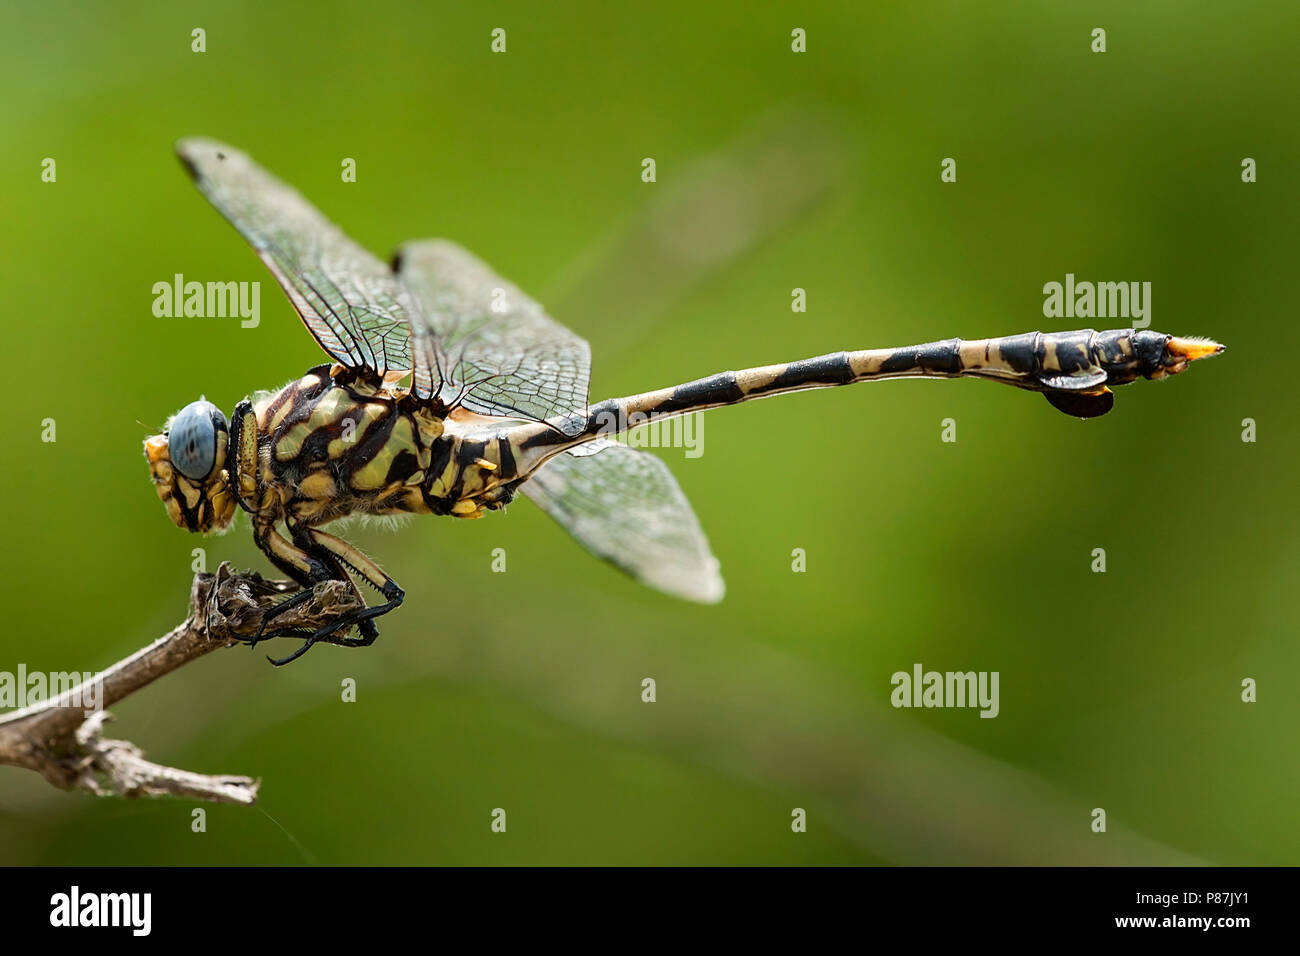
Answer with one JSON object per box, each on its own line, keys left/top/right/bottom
{"left": 247, "top": 522, "right": 368, "bottom": 652}
{"left": 247, "top": 521, "right": 403, "bottom": 663}
{"left": 287, "top": 525, "right": 383, "bottom": 643}
{"left": 247, "top": 523, "right": 333, "bottom": 650}
{"left": 302, "top": 527, "right": 405, "bottom": 644}
{"left": 247, "top": 589, "right": 316, "bottom": 649}
{"left": 264, "top": 594, "right": 401, "bottom": 665}
{"left": 256, "top": 522, "right": 403, "bottom": 665}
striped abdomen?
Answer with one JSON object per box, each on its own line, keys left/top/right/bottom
{"left": 502, "top": 328, "right": 1222, "bottom": 473}
{"left": 578, "top": 329, "right": 1205, "bottom": 428}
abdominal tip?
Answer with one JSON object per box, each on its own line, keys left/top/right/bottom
{"left": 1167, "top": 336, "right": 1225, "bottom": 362}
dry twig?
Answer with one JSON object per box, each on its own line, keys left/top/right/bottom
{"left": 0, "top": 563, "right": 362, "bottom": 805}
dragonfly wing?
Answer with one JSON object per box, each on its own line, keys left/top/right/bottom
{"left": 177, "top": 139, "right": 441, "bottom": 397}
{"left": 395, "top": 240, "right": 591, "bottom": 436}
{"left": 521, "top": 440, "right": 724, "bottom": 603}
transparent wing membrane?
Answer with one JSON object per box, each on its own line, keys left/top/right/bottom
{"left": 522, "top": 440, "right": 724, "bottom": 603}
{"left": 396, "top": 240, "right": 591, "bottom": 435}
{"left": 176, "top": 139, "right": 440, "bottom": 396}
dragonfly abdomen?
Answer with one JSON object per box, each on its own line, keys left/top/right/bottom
{"left": 506, "top": 327, "right": 1223, "bottom": 472}
{"left": 855, "top": 330, "right": 1118, "bottom": 382}
{"left": 422, "top": 429, "right": 521, "bottom": 519}
{"left": 617, "top": 329, "right": 1195, "bottom": 420}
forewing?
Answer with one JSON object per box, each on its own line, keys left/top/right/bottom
{"left": 522, "top": 440, "right": 724, "bottom": 603}
{"left": 395, "top": 240, "right": 591, "bottom": 435}
{"left": 177, "top": 139, "right": 438, "bottom": 393}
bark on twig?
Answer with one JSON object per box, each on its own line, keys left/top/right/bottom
{"left": 0, "top": 563, "right": 362, "bottom": 806}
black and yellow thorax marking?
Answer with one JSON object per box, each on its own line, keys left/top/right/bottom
{"left": 233, "top": 366, "right": 520, "bottom": 527}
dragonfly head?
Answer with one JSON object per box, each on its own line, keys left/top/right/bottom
{"left": 144, "top": 399, "right": 237, "bottom": 534}
{"left": 1134, "top": 331, "right": 1225, "bottom": 381}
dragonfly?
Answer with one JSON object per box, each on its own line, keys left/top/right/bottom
{"left": 145, "top": 139, "right": 1225, "bottom": 665}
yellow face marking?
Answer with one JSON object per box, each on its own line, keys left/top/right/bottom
{"left": 210, "top": 484, "right": 235, "bottom": 525}
{"left": 210, "top": 430, "right": 229, "bottom": 482}
{"left": 146, "top": 424, "right": 238, "bottom": 533}
{"left": 177, "top": 476, "right": 201, "bottom": 509}
{"left": 144, "top": 436, "right": 173, "bottom": 479}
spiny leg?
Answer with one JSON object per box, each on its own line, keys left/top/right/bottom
{"left": 261, "top": 526, "right": 405, "bottom": 666}
{"left": 249, "top": 522, "right": 332, "bottom": 650}
{"left": 304, "top": 527, "right": 404, "bottom": 647}
{"left": 262, "top": 597, "right": 403, "bottom": 665}
{"left": 248, "top": 522, "right": 375, "bottom": 657}
{"left": 288, "top": 525, "right": 380, "bottom": 642}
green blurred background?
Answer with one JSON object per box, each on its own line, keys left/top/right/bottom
{"left": 2, "top": 0, "right": 1296, "bottom": 865}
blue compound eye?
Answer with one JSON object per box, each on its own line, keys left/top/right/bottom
{"left": 169, "top": 400, "right": 227, "bottom": 481}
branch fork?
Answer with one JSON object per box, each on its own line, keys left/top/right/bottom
{"left": 0, "top": 563, "right": 363, "bottom": 805}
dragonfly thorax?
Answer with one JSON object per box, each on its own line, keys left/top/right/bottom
{"left": 232, "top": 365, "right": 518, "bottom": 530}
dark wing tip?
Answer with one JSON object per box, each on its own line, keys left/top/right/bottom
{"left": 390, "top": 238, "right": 464, "bottom": 273}
{"left": 174, "top": 138, "right": 236, "bottom": 180}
